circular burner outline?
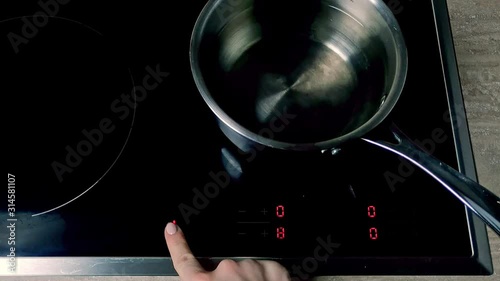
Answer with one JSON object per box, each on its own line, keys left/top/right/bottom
{"left": 1, "top": 15, "right": 137, "bottom": 217}
{"left": 32, "top": 69, "right": 136, "bottom": 217}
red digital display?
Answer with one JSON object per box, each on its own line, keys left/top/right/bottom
{"left": 368, "top": 205, "right": 376, "bottom": 218}
{"left": 369, "top": 227, "right": 378, "bottom": 240}
{"left": 368, "top": 206, "right": 378, "bottom": 240}
{"left": 276, "top": 227, "right": 285, "bottom": 239}
{"left": 276, "top": 205, "right": 284, "bottom": 218}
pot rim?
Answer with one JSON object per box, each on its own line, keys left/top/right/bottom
{"left": 190, "top": 0, "right": 408, "bottom": 151}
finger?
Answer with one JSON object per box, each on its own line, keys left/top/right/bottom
{"left": 256, "top": 260, "right": 291, "bottom": 281}
{"left": 164, "top": 222, "right": 206, "bottom": 280}
{"left": 237, "top": 259, "right": 266, "bottom": 280}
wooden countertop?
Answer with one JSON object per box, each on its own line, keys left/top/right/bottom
{"left": 5, "top": 0, "right": 499, "bottom": 280}
{"left": 445, "top": 1, "right": 500, "bottom": 280}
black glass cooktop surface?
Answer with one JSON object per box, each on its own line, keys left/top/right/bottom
{"left": 2, "top": 0, "right": 493, "bottom": 276}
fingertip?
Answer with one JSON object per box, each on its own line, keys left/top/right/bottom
{"left": 164, "top": 221, "right": 206, "bottom": 278}
{"left": 165, "top": 221, "right": 178, "bottom": 236}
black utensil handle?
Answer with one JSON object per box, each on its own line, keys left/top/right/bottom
{"left": 362, "top": 125, "right": 500, "bottom": 236}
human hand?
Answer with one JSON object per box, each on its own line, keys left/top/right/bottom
{"left": 164, "top": 222, "right": 291, "bottom": 281}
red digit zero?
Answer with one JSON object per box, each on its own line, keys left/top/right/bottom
{"left": 368, "top": 205, "right": 376, "bottom": 218}
{"left": 276, "top": 205, "right": 284, "bottom": 218}
{"left": 369, "top": 227, "right": 378, "bottom": 240}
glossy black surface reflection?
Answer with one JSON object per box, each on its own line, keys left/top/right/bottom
{"left": 3, "top": 0, "right": 473, "bottom": 260}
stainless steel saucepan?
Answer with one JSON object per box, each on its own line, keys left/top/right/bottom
{"left": 190, "top": 0, "right": 500, "bottom": 234}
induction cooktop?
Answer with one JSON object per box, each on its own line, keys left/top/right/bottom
{"left": 1, "top": 0, "right": 494, "bottom": 276}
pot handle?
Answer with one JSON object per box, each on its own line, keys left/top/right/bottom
{"left": 362, "top": 124, "right": 500, "bottom": 236}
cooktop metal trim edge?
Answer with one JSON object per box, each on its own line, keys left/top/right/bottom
{"left": 0, "top": 0, "right": 494, "bottom": 276}
{"left": 431, "top": 0, "right": 493, "bottom": 275}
